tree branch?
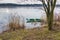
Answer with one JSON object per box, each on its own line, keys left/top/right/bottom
{"left": 51, "top": 0, "right": 56, "bottom": 12}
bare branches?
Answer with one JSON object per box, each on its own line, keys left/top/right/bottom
{"left": 51, "top": 0, "right": 57, "bottom": 12}
{"left": 40, "top": 0, "right": 48, "bottom": 13}
{"left": 40, "top": 0, "right": 57, "bottom": 13}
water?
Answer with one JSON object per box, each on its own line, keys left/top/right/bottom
{"left": 0, "top": 7, "right": 60, "bottom": 33}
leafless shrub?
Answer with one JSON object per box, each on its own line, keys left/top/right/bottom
{"left": 8, "top": 13, "right": 25, "bottom": 31}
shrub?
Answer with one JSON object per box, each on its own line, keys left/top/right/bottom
{"left": 8, "top": 13, "right": 25, "bottom": 31}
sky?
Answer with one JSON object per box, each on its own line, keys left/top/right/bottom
{"left": 0, "top": 0, "right": 59, "bottom": 4}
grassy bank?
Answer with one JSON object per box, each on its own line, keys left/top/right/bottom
{"left": 0, "top": 26, "right": 60, "bottom": 40}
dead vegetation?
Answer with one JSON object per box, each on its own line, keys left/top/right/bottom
{"left": 8, "top": 13, "right": 25, "bottom": 31}
{"left": 0, "top": 26, "right": 60, "bottom": 40}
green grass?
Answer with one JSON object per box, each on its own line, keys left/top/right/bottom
{"left": 0, "top": 27, "right": 60, "bottom": 40}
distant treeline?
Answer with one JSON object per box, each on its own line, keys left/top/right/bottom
{"left": 0, "top": 3, "right": 60, "bottom": 8}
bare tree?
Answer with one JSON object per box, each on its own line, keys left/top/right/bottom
{"left": 40, "top": 0, "right": 57, "bottom": 30}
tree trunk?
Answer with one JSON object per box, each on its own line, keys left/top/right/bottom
{"left": 47, "top": 13, "right": 53, "bottom": 30}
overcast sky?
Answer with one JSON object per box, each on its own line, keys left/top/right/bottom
{"left": 0, "top": 0, "right": 59, "bottom": 4}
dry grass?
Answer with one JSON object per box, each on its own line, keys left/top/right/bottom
{"left": 0, "top": 26, "right": 60, "bottom": 40}
{"left": 8, "top": 13, "right": 25, "bottom": 31}
{"left": 0, "top": 14, "right": 60, "bottom": 40}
